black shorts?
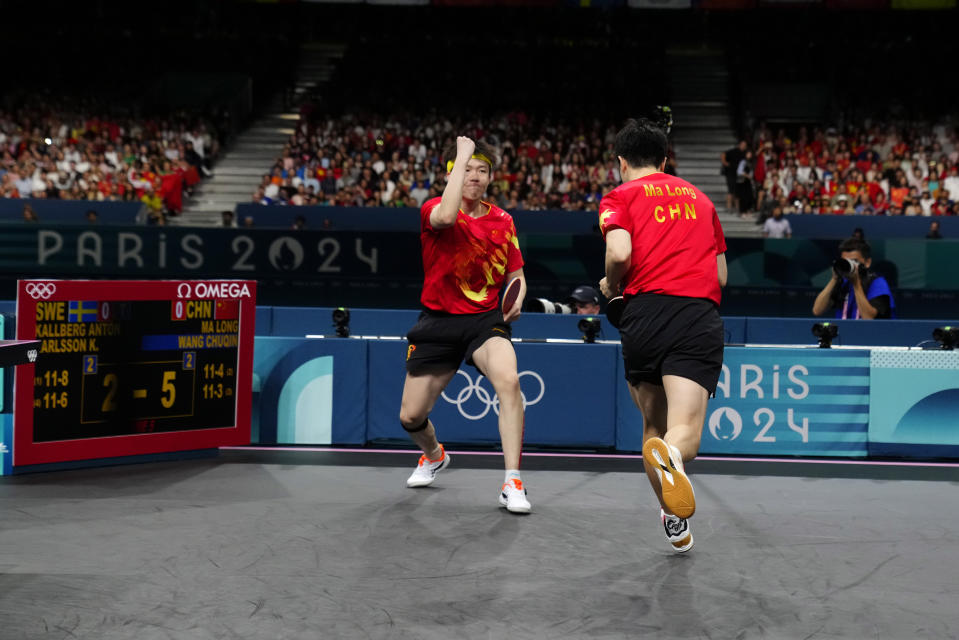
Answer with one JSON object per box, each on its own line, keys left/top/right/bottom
{"left": 405, "top": 308, "right": 511, "bottom": 375}
{"left": 619, "top": 293, "right": 724, "bottom": 394}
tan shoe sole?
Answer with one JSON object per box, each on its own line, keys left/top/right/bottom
{"left": 643, "top": 437, "right": 696, "bottom": 519}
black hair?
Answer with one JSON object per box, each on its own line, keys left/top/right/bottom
{"left": 614, "top": 118, "right": 667, "bottom": 170}
{"left": 442, "top": 139, "right": 498, "bottom": 170}
{"left": 838, "top": 237, "right": 871, "bottom": 260}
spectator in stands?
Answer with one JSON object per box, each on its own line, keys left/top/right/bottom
{"left": 919, "top": 190, "right": 935, "bottom": 216}
{"left": 22, "top": 203, "right": 38, "bottom": 222}
{"left": 762, "top": 206, "right": 792, "bottom": 238}
{"left": 943, "top": 166, "right": 959, "bottom": 202}
{"left": 221, "top": 210, "right": 236, "bottom": 227}
{"left": 736, "top": 150, "right": 755, "bottom": 217}
{"left": 720, "top": 140, "right": 747, "bottom": 212}
{"left": 932, "top": 192, "right": 954, "bottom": 216}
{"left": 0, "top": 102, "right": 218, "bottom": 212}
{"left": 832, "top": 193, "right": 854, "bottom": 215}
{"left": 927, "top": 220, "right": 943, "bottom": 239}
{"left": 853, "top": 192, "right": 874, "bottom": 215}
{"left": 85, "top": 209, "right": 98, "bottom": 224}
{"left": 812, "top": 238, "right": 895, "bottom": 320}
{"left": 252, "top": 186, "right": 271, "bottom": 205}
{"left": 873, "top": 191, "right": 890, "bottom": 215}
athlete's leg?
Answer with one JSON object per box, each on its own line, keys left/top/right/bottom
{"left": 399, "top": 369, "right": 458, "bottom": 459}
{"left": 632, "top": 376, "right": 707, "bottom": 516}
{"left": 630, "top": 382, "right": 670, "bottom": 509}
{"left": 471, "top": 336, "right": 523, "bottom": 470}
{"left": 661, "top": 374, "right": 709, "bottom": 462}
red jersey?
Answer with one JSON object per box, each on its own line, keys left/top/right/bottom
{"left": 419, "top": 197, "right": 524, "bottom": 314}
{"left": 599, "top": 173, "right": 726, "bottom": 306}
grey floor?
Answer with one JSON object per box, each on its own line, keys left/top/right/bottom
{"left": 1, "top": 451, "right": 958, "bottom": 640}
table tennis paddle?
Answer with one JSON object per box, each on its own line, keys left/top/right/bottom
{"left": 501, "top": 277, "right": 521, "bottom": 317}
{"left": 606, "top": 295, "right": 625, "bottom": 329}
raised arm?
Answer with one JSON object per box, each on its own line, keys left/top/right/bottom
{"left": 430, "top": 136, "right": 475, "bottom": 229}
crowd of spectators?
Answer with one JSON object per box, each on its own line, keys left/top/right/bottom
{"left": 727, "top": 119, "right": 959, "bottom": 224}
{"left": 0, "top": 100, "right": 219, "bottom": 223}
{"left": 252, "top": 110, "right": 682, "bottom": 213}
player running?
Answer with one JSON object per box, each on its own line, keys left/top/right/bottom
{"left": 599, "top": 118, "right": 728, "bottom": 551}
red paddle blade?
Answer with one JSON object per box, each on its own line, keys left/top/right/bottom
{"left": 501, "top": 277, "right": 521, "bottom": 313}
{"left": 606, "top": 296, "right": 625, "bottom": 328}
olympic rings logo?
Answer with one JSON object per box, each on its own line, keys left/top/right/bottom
{"left": 24, "top": 282, "right": 57, "bottom": 299}
{"left": 441, "top": 370, "right": 545, "bottom": 421}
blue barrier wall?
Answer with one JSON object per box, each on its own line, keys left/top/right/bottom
{"left": 0, "top": 200, "right": 144, "bottom": 225}
{"left": 5, "top": 299, "right": 957, "bottom": 458}
{"left": 868, "top": 350, "right": 959, "bottom": 458}
{"left": 249, "top": 336, "right": 959, "bottom": 459}
{"left": 366, "top": 340, "right": 619, "bottom": 447}
{"left": 785, "top": 214, "right": 959, "bottom": 239}
{"left": 253, "top": 337, "right": 367, "bottom": 444}
{"left": 1, "top": 413, "right": 11, "bottom": 475}
{"left": 258, "top": 306, "right": 954, "bottom": 349}
{"left": 741, "top": 317, "right": 948, "bottom": 348}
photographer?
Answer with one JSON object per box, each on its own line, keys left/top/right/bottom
{"left": 567, "top": 285, "right": 601, "bottom": 315}
{"left": 812, "top": 238, "right": 895, "bottom": 320}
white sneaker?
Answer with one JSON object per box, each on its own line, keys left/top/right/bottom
{"left": 661, "top": 508, "right": 694, "bottom": 553}
{"left": 498, "top": 478, "right": 532, "bottom": 514}
{"left": 406, "top": 447, "right": 450, "bottom": 488}
{"left": 642, "top": 437, "right": 696, "bottom": 519}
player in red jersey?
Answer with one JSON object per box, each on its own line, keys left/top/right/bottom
{"left": 599, "top": 119, "right": 728, "bottom": 552}
{"left": 399, "top": 136, "right": 532, "bottom": 514}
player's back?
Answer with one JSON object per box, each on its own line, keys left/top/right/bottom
{"left": 600, "top": 173, "right": 725, "bottom": 305}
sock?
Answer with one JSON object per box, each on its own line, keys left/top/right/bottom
{"left": 504, "top": 469, "right": 521, "bottom": 484}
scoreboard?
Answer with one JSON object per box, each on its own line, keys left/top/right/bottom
{"left": 14, "top": 280, "right": 255, "bottom": 467}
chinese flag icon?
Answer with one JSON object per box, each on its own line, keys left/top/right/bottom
{"left": 215, "top": 299, "right": 239, "bottom": 319}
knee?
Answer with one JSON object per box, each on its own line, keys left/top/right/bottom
{"left": 494, "top": 372, "right": 521, "bottom": 402}
{"left": 399, "top": 409, "right": 426, "bottom": 430}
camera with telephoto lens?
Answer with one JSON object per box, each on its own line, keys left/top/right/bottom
{"left": 527, "top": 298, "right": 573, "bottom": 314}
{"left": 833, "top": 257, "right": 861, "bottom": 277}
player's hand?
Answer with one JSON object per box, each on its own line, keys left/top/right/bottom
{"left": 504, "top": 300, "right": 521, "bottom": 324}
{"left": 599, "top": 277, "right": 619, "bottom": 299}
{"left": 456, "top": 136, "right": 475, "bottom": 160}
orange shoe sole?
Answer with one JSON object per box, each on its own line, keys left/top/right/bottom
{"left": 643, "top": 437, "right": 696, "bottom": 519}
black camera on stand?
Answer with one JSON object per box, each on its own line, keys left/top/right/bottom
{"left": 332, "top": 307, "right": 351, "bottom": 337}
{"left": 578, "top": 317, "right": 601, "bottom": 344}
{"left": 812, "top": 322, "right": 838, "bottom": 349}
{"left": 933, "top": 326, "right": 958, "bottom": 350}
